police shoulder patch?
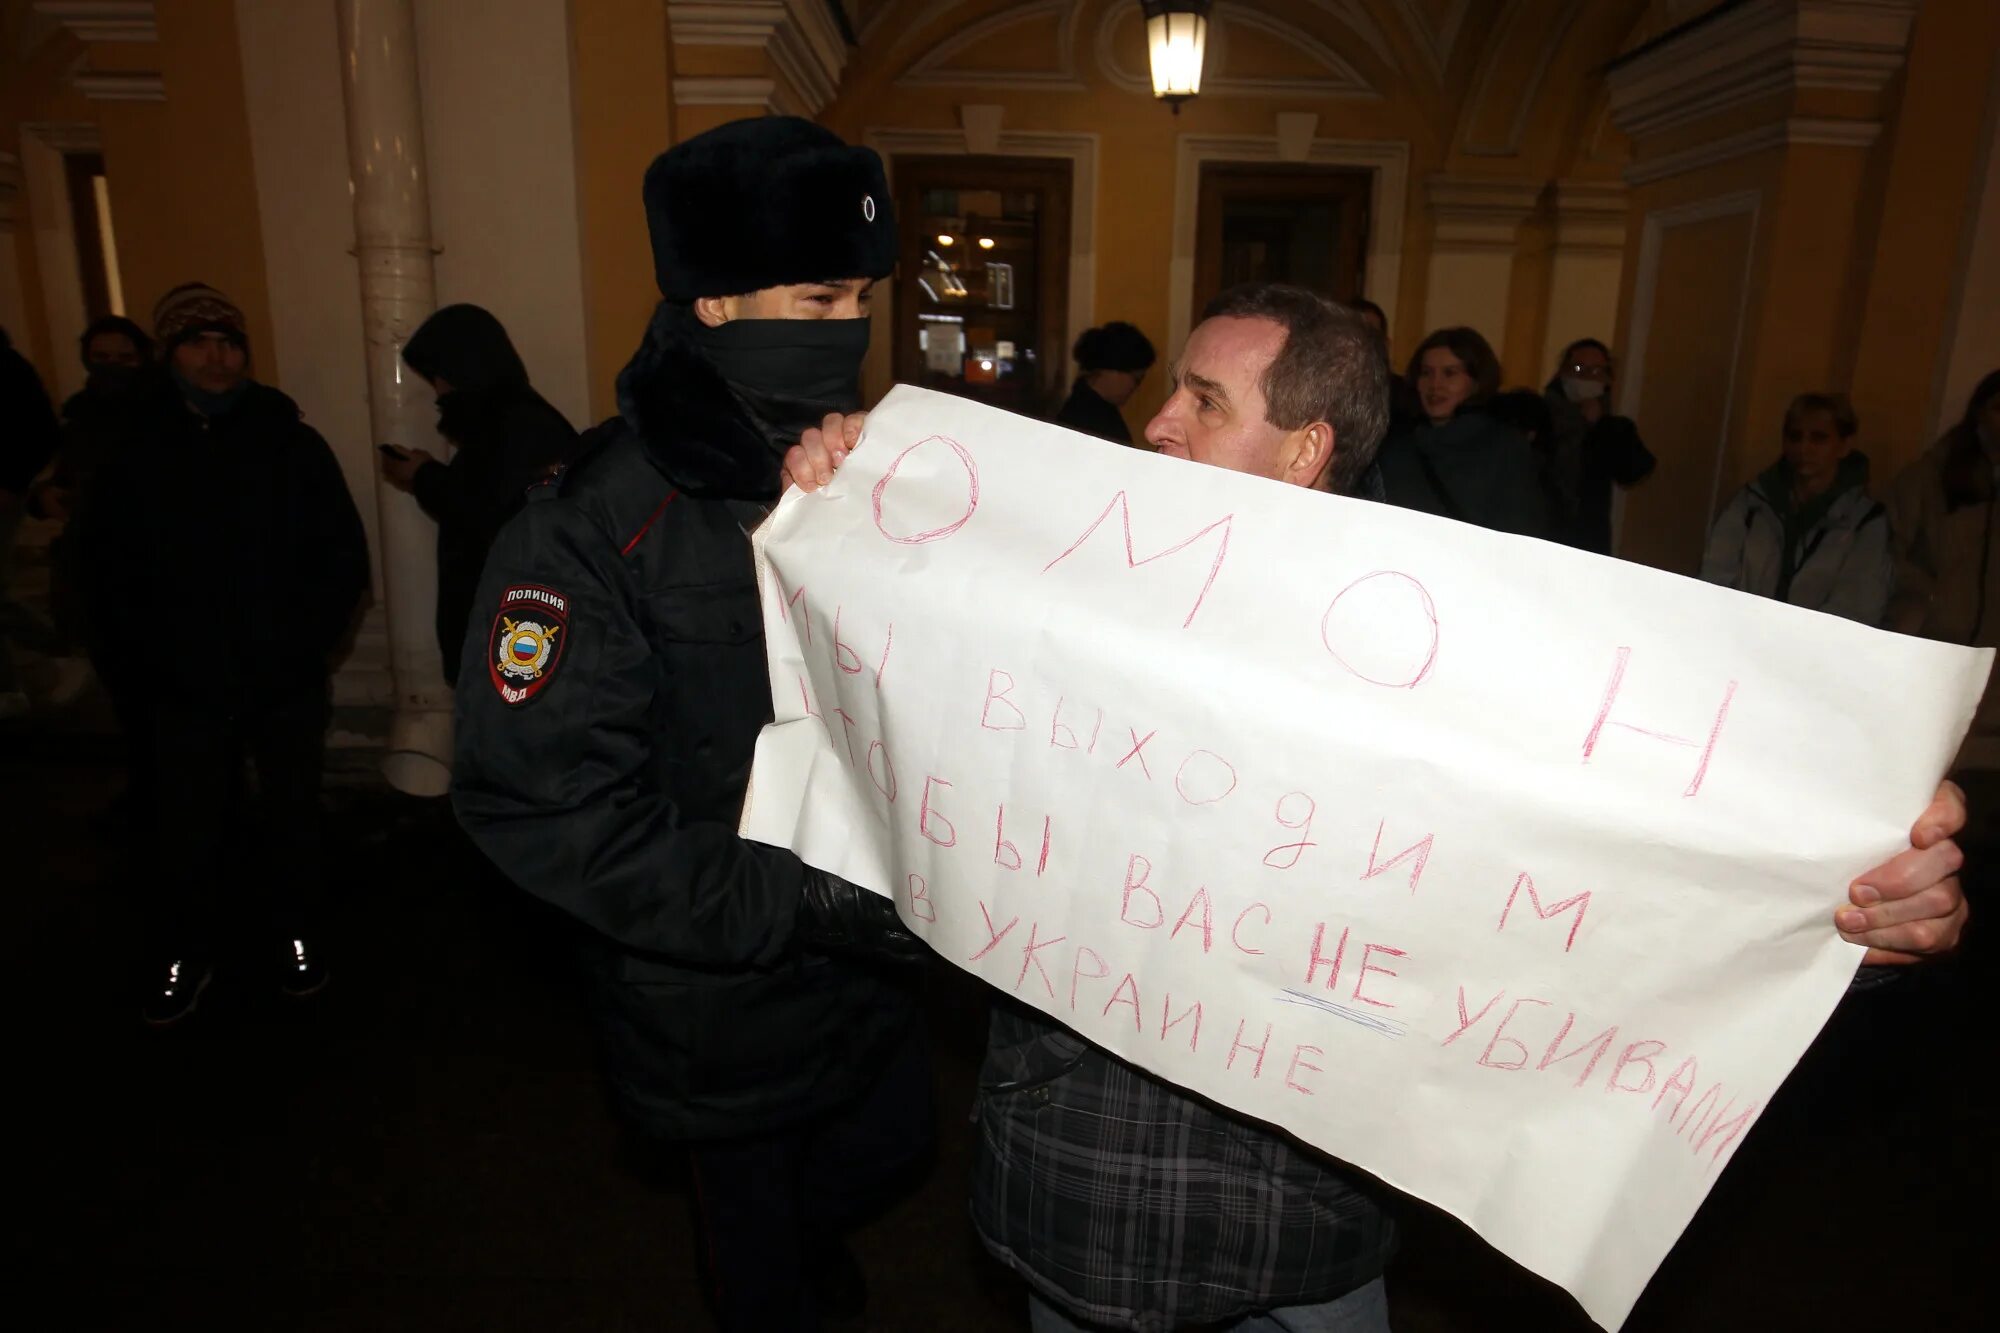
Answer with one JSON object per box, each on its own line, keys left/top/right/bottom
{"left": 488, "top": 584, "right": 569, "bottom": 706}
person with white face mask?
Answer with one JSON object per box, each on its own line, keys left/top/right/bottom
{"left": 1542, "top": 337, "right": 1655, "bottom": 554}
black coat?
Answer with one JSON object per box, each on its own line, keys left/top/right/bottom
{"left": 96, "top": 381, "right": 370, "bottom": 708}
{"left": 411, "top": 387, "right": 576, "bottom": 685}
{"left": 1055, "top": 379, "right": 1132, "bottom": 445}
{"left": 450, "top": 315, "right": 919, "bottom": 1141}
{"left": 1376, "top": 407, "right": 1556, "bottom": 540}
{"left": 0, "top": 334, "right": 60, "bottom": 494}
{"left": 41, "top": 376, "right": 165, "bottom": 652}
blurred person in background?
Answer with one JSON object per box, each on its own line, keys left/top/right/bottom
{"left": 28, "top": 315, "right": 163, "bottom": 810}
{"left": 1542, "top": 338, "right": 1655, "bottom": 555}
{"left": 1055, "top": 320, "right": 1156, "bottom": 446}
{"left": 379, "top": 303, "right": 577, "bottom": 686}
{"left": 1889, "top": 369, "right": 2000, "bottom": 765}
{"left": 98, "top": 283, "right": 370, "bottom": 1026}
{"left": 1350, "top": 298, "right": 1420, "bottom": 429}
{"left": 1701, "top": 391, "right": 1890, "bottom": 625}
{"left": 0, "top": 325, "right": 85, "bottom": 719}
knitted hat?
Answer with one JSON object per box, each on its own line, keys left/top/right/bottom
{"left": 642, "top": 116, "right": 897, "bottom": 302}
{"left": 152, "top": 282, "right": 247, "bottom": 350}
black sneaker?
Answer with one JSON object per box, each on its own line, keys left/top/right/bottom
{"left": 141, "top": 958, "right": 212, "bottom": 1028}
{"left": 278, "top": 937, "right": 330, "bottom": 999}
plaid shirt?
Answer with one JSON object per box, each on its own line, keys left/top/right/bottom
{"left": 971, "top": 1001, "right": 1398, "bottom": 1331}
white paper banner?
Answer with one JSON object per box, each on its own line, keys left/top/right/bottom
{"left": 741, "top": 386, "right": 1990, "bottom": 1329}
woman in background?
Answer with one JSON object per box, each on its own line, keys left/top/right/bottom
{"left": 1375, "top": 326, "right": 1553, "bottom": 538}
{"left": 1055, "top": 320, "right": 1155, "bottom": 446}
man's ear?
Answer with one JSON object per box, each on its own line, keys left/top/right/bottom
{"left": 1287, "top": 421, "right": 1336, "bottom": 489}
{"left": 694, "top": 295, "right": 731, "bottom": 328}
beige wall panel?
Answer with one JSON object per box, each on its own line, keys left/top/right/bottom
{"left": 1620, "top": 204, "right": 1757, "bottom": 576}
{"left": 1540, "top": 249, "right": 1624, "bottom": 381}
{"left": 416, "top": 0, "right": 592, "bottom": 432}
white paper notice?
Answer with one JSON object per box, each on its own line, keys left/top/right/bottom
{"left": 741, "top": 386, "right": 1990, "bottom": 1329}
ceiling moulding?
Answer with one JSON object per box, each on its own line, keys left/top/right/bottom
{"left": 1425, "top": 175, "right": 1543, "bottom": 251}
{"left": 1094, "top": 0, "right": 1379, "bottom": 101}
{"left": 1459, "top": 0, "right": 1583, "bottom": 158}
{"left": 898, "top": 0, "right": 1085, "bottom": 92}
{"left": 672, "top": 76, "right": 785, "bottom": 115}
{"left": 1604, "top": 0, "right": 1917, "bottom": 141}
{"left": 73, "top": 69, "right": 164, "bottom": 101}
{"left": 1551, "top": 180, "right": 1628, "bottom": 253}
{"left": 20, "top": 120, "right": 102, "bottom": 152}
{"left": 668, "top": 1, "right": 847, "bottom": 117}
{"left": 1386, "top": 0, "right": 1471, "bottom": 83}
{"left": 1621, "top": 115, "right": 1881, "bottom": 188}
{"left": 31, "top": 1, "right": 156, "bottom": 43}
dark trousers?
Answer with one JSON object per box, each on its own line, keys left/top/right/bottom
{"left": 688, "top": 1018, "right": 934, "bottom": 1332}
{"left": 150, "top": 688, "right": 330, "bottom": 955}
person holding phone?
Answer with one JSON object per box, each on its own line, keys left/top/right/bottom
{"left": 377, "top": 305, "right": 576, "bottom": 686}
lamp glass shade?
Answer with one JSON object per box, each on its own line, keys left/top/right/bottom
{"left": 1144, "top": 10, "right": 1208, "bottom": 99}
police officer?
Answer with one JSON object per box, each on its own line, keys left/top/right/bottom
{"left": 451, "top": 118, "right": 928, "bottom": 1331}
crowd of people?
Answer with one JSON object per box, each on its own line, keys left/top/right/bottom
{"left": 0, "top": 112, "right": 1987, "bottom": 1332}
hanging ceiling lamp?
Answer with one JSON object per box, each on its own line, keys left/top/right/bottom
{"left": 1142, "top": 0, "right": 1212, "bottom": 114}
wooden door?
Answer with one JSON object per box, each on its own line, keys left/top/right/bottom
{"left": 890, "top": 156, "right": 1072, "bottom": 417}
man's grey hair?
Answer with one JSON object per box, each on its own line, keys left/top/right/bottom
{"left": 1199, "top": 283, "right": 1390, "bottom": 496}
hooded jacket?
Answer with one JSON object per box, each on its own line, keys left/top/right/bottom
{"left": 1700, "top": 453, "right": 1892, "bottom": 626}
{"left": 449, "top": 306, "right": 919, "bottom": 1139}
{"left": 401, "top": 306, "right": 577, "bottom": 685}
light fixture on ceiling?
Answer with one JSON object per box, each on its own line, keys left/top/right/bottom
{"left": 937, "top": 233, "right": 955, "bottom": 246}
{"left": 977, "top": 236, "right": 996, "bottom": 249}
{"left": 1142, "top": 0, "right": 1211, "bottom": 114}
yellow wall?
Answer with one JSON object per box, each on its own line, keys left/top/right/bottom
{"left": 1847, "top": 1, "right": 2000, "bottom": 474}
{"left": 571, "top": 0, "right": 675, "bottom": 420}
{"left": 815, "top": 0, "right": 1550, "bottom": 431}
{"left": 0, "top": 22, "right": 89, "bottom": 384}
{"left": 2, "top": 1, "right": 275, "bottom": 386}
{"left": 97, "top": 0, "right": 276, "bottom": 380}
{"left": 1609, "top": 0, "right": 2000, "bottom": 576}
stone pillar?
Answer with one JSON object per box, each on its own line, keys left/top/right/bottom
{"left": 1539, "top": 182, "right": 1629, "bottom": 381}
{"left": 1421, "top": 176, "right": 1540, "bottom": 354}
{"left": 336, "top": 0, "right": 450, "bottom": 797}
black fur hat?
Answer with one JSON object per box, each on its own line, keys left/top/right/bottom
{"left": 643, "top": 116, "right": 897, "bottom": 301}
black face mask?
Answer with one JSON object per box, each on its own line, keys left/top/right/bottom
{"left": 687, "top": 314, "right": 871, "bottom": 453}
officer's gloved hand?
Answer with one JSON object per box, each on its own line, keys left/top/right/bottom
{"left": 799, "top": 869, "right": 928, "bottom": 963}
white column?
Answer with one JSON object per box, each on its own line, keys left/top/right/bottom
{"left": 1421, "top": 176, "right": 1540, "bottom": 349}
{"left": 337, "top": 0, "right": 451, "bottom": 797}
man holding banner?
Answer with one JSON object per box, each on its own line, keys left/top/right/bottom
{"left": 780, "top": 283, "right": 1970, "bottom": 1332}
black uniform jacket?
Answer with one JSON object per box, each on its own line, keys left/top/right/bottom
{"left": 450, "top": 321, "right": 918, "bottom": 1141}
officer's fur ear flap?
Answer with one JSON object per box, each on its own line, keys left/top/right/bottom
{"left": 643, "top": 116, "right": 898, "bottom": 302}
